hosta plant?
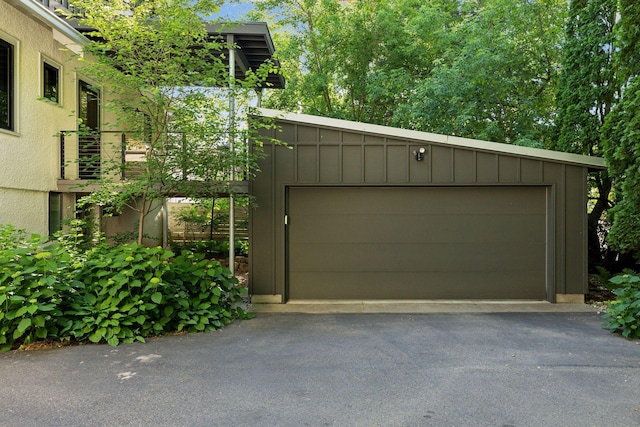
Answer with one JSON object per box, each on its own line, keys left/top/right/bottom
{"left": 602, "top": 273, "right": 640, "bottom": 339}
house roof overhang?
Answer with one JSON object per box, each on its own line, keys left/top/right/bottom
{"left": 13, "top": 1, "right": 284, "bottom": 89}
{"left": 256, "top": 108, "right": 607, "bottom": 170}
{"left": 7, "top": 0, "right": 88, "bottom": 46}
{"left": 71, "top": 20, "right": 285, "bottom": 89}
{"left": 206, "top": 22, "right": 285, "bottom": 89}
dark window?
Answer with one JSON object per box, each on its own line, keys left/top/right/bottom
{"left": 43, "top": 62, "right": 59, "bottom": 103}
{"left": 0, "top": 38, "right": 14, "bottom": 131}
{"left": 78, "top": 81, "right": 101, "bottom": 179}
{"left": 49, "top": 192, "right": 62, "bottom": 236}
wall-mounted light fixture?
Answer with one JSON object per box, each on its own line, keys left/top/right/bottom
{"left": 412, "top": 147, "right": 426, "bottom": 161}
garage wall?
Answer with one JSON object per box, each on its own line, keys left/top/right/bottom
{"left": 250, "top": 120, "right": 591, "bottom": 302}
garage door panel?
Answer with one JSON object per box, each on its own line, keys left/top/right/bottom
{"left": 288, "top": 187, "right": 547, "bottom": 300}
{"left": 290, "top": 242, "right": 546, "bottom": 272}
{"left": 289, "top": 270, "right": 546, "bottom": 300}
{"left": 290, "top": 187, "right": 546, "bottom": 216}
{"left": 290, "top": 213, "right": 546, "bottom": 244}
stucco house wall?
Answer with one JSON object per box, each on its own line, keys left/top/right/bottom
{"left": 1, "top": 0, "right": 76, "bottom": 233}
{"left": 0, "top": 0, "right": 139, "bottom": 238}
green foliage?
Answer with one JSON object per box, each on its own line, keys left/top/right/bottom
{"left": 0, "top": 226, "right": 251, "bottom": 351}
{"left": 554, "top": 0, "right": 617, "bottom": 270}
{"left": 63, "top": 244, "right": 249, "bottom": 346}
{"left": 602, "top": 273, "right": 640, "bottom": 339}
{"left": 254, "top": 0, "right": 565, "bottom": 146}
{"left": 602, "top": 1, "right": 640, "bottom": 257}
{"left": 63, "top": 0, "right": 279, "bottom": 245}
{"left": 0, "top": 224, "right": 43, "bottom": 252}
{"left": 0, "top": 226, "right": 77, "bottom": 351}
{"left": 554, "top": 0, "right": 617, "bottom": 156}
{"left": 170, "top": 239, "right": 248, "bottom": 258}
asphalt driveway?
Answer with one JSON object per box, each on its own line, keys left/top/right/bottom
{"left": 1, "top": 311, "right": 639, "bottom": 427}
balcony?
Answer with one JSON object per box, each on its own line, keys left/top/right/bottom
{"left": 34, "top": 0, "right": 77, "bottom": 13}
{"left": 57, "top": 130, "right": 249, "bottom": 196}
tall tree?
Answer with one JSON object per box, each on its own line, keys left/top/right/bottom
{"left": 65, "top": 0, "right": 275, "bottom": 244}
{"left": 553, "top": 0, "right": 617, "bottom": 269}
{"left": 602, "top": 0, "right": 640, "bottom": 258}
{"left": 252, "top": 0, "right": 565, "bottom": 147}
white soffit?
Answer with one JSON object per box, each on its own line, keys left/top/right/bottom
{"left": 8, "top": 0, "right": 88, "bottom": 46}
{"left": 257, "top": 108, "right": 606, "bottom": 170}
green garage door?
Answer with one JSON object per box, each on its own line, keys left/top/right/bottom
{"left": 287, "top": 186, "right": 547, "bottom": 300}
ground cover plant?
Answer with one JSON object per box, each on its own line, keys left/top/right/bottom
{"left": 602, "top": 273, "right": 640, "bottom": 339}
{"left": 0, "top": 224, "right": 250, "bottom": 351}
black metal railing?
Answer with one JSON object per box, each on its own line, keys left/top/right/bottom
{"left": 58, "top": 130, "right": 249, "bottom": 182}
{"left": 35, "top": 0, "right": 74, "bottom": 13}
{"left": 59, "top": 130, "right": 119, "bottom": 180}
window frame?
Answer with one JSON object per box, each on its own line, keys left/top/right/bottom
{"left": 48, "top": 192, "right": 63, "bottom": 236}
{"left": 0, "top": 35, "right": 15, "bottom": 132}
{"left": 41, "top": 56, "right": 62, "bottom": 105}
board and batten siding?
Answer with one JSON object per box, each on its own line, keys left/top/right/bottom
{"left": 250, "top": 111, "right": 602, "bottom": 303}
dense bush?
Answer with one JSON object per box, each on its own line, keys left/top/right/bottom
{"left": 602, "top": 273, "right": 640, "bottom": 339}
{"left": 169, "top": 239, "right": 249, "bottom": 258}
{"left": 0, "top": 225, "right": 250, "bottom": 351}
{"left": 0, "top": 240, "right": 73, "bottom": 351}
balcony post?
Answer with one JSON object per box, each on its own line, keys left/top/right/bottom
{"left": 228, "top": 33, "right": 236, "bottom": 277}
{"left": 59, "top": 132, "right": 65, "bottom": 180}
{"left": 121, "top": 132, "right": 126, "bottom": 180}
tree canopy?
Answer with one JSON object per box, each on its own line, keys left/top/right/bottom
{"left": 249, "top": 0, "right": 566, "bottom": 147}
{"left": 65, "top": 0, "right": 276, "bottom": 244}
{"left": 603, "top": 0, "right": 640, "bottom": 255}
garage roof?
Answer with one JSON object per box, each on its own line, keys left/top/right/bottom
{"left": 257, "top": 108, "right": 606, "bottom": 170}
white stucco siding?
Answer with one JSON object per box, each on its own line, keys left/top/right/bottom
{"left": 0, "top": 1, "right": 83, "bottom": 192}
{"left": 0, "top": 1, "right": 112, "bottom": 234}
{"left": 0, "top": 187, "right": 48, "bottom": 234}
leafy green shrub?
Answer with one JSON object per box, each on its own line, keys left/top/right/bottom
{"left": 161, "top": 251, "right": 250, "bottom": 332}
{"left": 62, "top": 244, "right": 250, "bottom": 346}
{"left": 602, "top": 273, "right": 640, "bottom": 339}
{"left": 0, "top": 228, "right": 79, "bottom": 351}
{"left": 169, "top": 239, "right": 249, "bottom": 258}
{"left": 0, "top": 224, "right": 41, "bottom": 251}
{"left": 1, "top": 223, "right": 251, "bottom": 351}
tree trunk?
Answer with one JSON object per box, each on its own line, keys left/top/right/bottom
{"left": 587, "top": 173, "right": 611, "bottom": 272}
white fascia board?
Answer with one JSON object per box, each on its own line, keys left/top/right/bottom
{"left": 257, "top": 108, "right": 606, "bottom": 170}
{"left": 8, "top": 0, "right": 88, "bottom": 46}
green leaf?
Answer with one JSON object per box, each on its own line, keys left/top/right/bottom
{"left": 107, "top": 336, "right": 119, "bottom": 347}
{"left": 151, "top": 292, "right": 163, "bottom": 304}
{"left": 15, "top": 306, "right": 29, "bottom": 317}
{"left": 85, "top": 294, "right": 97, "bottom": 305}
{"left": 88, "top": 332, "right": 103, "bottom": 343}
{"left": 33, "top": 315, "right": 45, "bottom": 328}
{"left": 17, "top": 317, "right": 32, "bottom": 334}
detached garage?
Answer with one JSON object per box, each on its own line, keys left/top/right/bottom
{"left": 249, "top": 109, "right": 606, "bottom": 303}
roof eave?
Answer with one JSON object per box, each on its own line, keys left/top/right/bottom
{"left": 256, "top": 108, "right": 607, "bottom": 170}
{"left": 7, "top": 0, "right": 88, "bottom": 46}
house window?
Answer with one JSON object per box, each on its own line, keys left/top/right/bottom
{"left": 0, "top": 38, "right": 14, "bottom": 131}
{"left": 49, "top": 192, "right": 62, "bottom": 236}
{"left": 78, "top": 81, "right": 101, "bottom": 179}
{"left": 43, "top": 61, "right": 60, "bottom": 103}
